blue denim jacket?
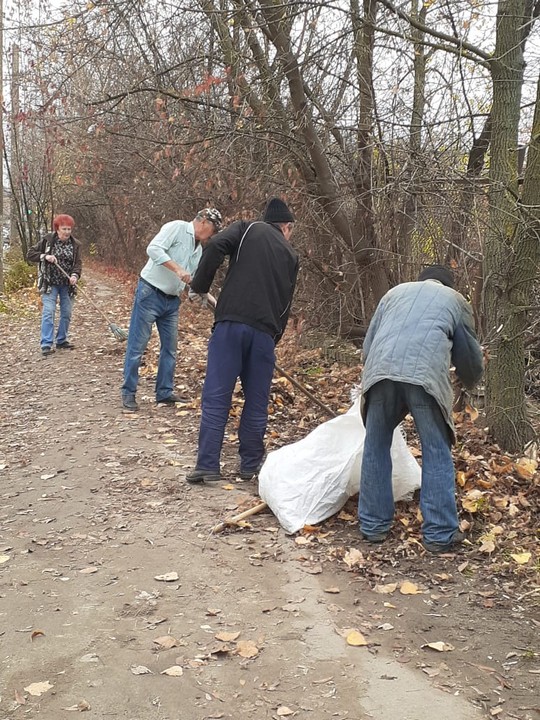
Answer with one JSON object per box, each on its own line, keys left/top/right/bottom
{"left": 361, "top": 280, "right": 484, "bottom": 435}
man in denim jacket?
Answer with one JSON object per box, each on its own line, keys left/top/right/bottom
{"left": 359, "top": 265, "right": 484, "bottom": 553}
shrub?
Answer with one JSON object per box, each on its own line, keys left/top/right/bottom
{"left": 4, "top": 260, "right": 37, "bottom": 293}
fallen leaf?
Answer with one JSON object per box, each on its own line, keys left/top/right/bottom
{"left": 346, "top": 630, "right": 368, "bottom": 647}
{"left": 31, "top": 630, "right": 45, "bottom": 641}
{"left": 154, "top": 572, "right": 179, "bottom": 582}
{"left": 399, "top": 581, "right": 422, "bottom": 595}
{"left": 215, "top": 631, "right": 241, "bottom": 642}
{"left": 130, "top": 665, "right": 153, "bottom": 675}
{"left": 160, "top": 666, "right": 183, "bottom": 676}
{"left": 153, "top": 636, "right": 179, "bottom": 649}
{"left": 63, "top": 700, "right": 91, "bottom": 711}
{"left": 510, "top": 552, "right": 531, "bottom": 565}
{"left": 235, "top": 640, "right": 259, "bottom": 658}
{"left": 378, "top": 623, "right": 394, "bottom": 631}
{"left": 40, "top": 473, "right": 56, "bottom": 480}
{"left": 222, "top": 484, "right": 235, "bottom": 490}
{"left": 422, "top": 666, "right": 441, "bottom": 678}
{"left": 0, "top": 554, "right": 10, "bottom": 564}
{"left": 343, "top": 548, "right": 364, "bottom": 568}
{"left": 79, "top": 567, "right": 98, "bottom": 575}
{"left": 24, "top": 681, "right": 53, "bottom": 696}
{"left": 423, "top": 641, "right": 455, "bottom": 652}
{"left": 14, "top": 689, "right": 26, "bottom": 705}
{"left": 323, "top": 587, "right": 340, "bottom": 594}
{"left": 514, "top": 458, "right": 537, "bottom": 480}
{"left": 373, "top": 582, "right": 397, "bottom": 595}
{"left": 79, "top": 653, "right": 99, "bottom": 663}
{"left": 465, "top": 404, "right": 479, "bottom": 421}
{"left": 277, "top": 707, "right": 294, "bottom": 716}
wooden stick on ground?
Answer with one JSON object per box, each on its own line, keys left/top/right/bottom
{"left": 211, "top": 501, "right": 268, "bottom": 534}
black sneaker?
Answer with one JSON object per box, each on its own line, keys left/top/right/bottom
{"left": 42, "top": 346, "right": 54, "bottom": 357}
{"left": 56, "top": 341, "right": 75, "bottom": 350}
{"left": 156, "top": 393, "right": 189, "bottom": 405}
{"left": 360, "top": 531, "right": 388, "bottom": 544}
{"left": 422, "top": 530, "right": 465, "bottom": 554}
{"left": 122, "top": 396, "right": 139, "bottom": 412}
{"left": 186, "top": 469, "right": 222, "bottom": 484}
{"left": 238, "top": 466, "right": 262, "bottom": 480}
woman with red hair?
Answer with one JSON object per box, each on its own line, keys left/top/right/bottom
{"left": 27, "top": 214, "right": 83, "bottom": 356}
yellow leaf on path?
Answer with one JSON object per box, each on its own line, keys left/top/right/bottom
{"left": 423, "top": 641, "right": 455, "bottom": 652}
{"left": 222, "top": 484, "right": 235, "bottom": 490}
{"left": 277, "top": 707, "right": 294, "bottom": 716}
{"left": 215, "top": 631, "right": 241, "bottom": 642}
{"left": 24, "top": 681, "right": 53, "bottom": 696}
{"left": 346, "top": 630, "right": 368, "bottom": 646}
{"left": 400, "top": 581, "right": 422, "bottom": 595}
{"left": 373, "top": 582, "right": 397, "bottom": 595}
{"left": 0, "top": 554, "right": 10, "bottom": 564}
{"left": 510, "top": 552, "right": 531, "bottom": 565}
{"left": 160, "top": 666, "right": 183, "bottom": 676}
{"left": 235, "top": 640, "right": 259, "bottom": 658}
{"left": 163, "top": 439, "right": 178, "bottom": 444}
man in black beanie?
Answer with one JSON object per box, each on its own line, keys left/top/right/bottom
{"left": 358, "top": 265, "right": 484, "bottom": 553}
{"left": 186, "top": 197, "right": 299, "bottom": 484}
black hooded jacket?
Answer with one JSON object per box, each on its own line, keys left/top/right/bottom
{"left": 190, "top": 220, "right": 299, "bottom": 345}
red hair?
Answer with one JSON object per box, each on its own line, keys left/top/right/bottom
{"left": 53, "top": 214, "right": 75, "bottom": 231}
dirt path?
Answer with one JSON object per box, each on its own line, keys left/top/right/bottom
{"left": 0, "top": 269, "right": 538, "bottom": 720}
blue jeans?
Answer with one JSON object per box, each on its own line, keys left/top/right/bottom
{"left": 122, "top": 279, "right": 180, "bottom": 401}
{"left": 196, "top": 321, "right": 275, "bottom": 473}
{"left": 41, "top": 285, "right": 73, "bottom": 348}
{"left": 358, "top": 380, "right": 458, "bottom": 545}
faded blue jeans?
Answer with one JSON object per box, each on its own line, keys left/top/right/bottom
{"left": 358, "top": 380, "right": 458, "bottom": 545}
{"left": 41, "top": 285, "right": 74, "bottom": 348}
{"left": 122, "top": 279, "right": 180, "bottom": 402}
{"left": 196, "top": 321, "right": 275, "bottom": 473}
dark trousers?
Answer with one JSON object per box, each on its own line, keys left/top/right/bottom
{"left": 196, "top": 321, "right": 275, "bottom": 473}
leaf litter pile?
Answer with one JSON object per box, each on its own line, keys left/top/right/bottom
{"left": 4, "top": 266, "right": 539, "bottom": 599}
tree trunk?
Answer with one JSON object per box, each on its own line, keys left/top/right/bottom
{"left": 483, "top": 0, "right": 533, "bottom": 452}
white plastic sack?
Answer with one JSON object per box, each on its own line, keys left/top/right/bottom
{"left": 258, "top": 396, "right": 421, "bottom": 533}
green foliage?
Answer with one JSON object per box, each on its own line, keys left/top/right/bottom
{"left": 4, "top": 260, "right": 37, "bottom": 294}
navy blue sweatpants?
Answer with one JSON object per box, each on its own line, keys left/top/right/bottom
{"left": 196, "top": 321, "right": 275, "bottom": 473}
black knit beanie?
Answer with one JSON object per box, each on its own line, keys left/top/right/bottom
{"left": 418, "top": 264, "right": 454, "bottom": 288}
{"left": 263, "top": 197, "right": 294, "bottom": 223}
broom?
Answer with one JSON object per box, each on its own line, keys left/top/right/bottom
{"left": 54, "top": 264, "right": 128, "bottom": 341}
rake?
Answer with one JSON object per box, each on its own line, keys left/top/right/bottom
{"left": 53, "top": 264, "right": 129, "bottom": 341}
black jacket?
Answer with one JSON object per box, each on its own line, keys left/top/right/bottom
{"left": 27, "top": 232, "right": 83, "bottom": 287}
{"left": 190, "top": 220, "right": 299, "bottom": 344}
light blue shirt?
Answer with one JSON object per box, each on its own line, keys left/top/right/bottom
{"left": 140, "top": 220, "right": 202, "bottom": 297}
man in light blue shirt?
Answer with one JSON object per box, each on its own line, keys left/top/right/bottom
{"left": 121, "top": 208, "right": 222, "bottom": 412}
